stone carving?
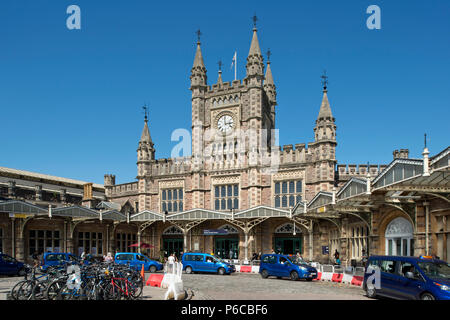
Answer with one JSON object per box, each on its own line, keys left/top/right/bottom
{"left": 275, "top": 223, "right": 302, "bottom": 234}
{"left": 163, "top": 226, "right": 183, "bottom": 235}
{"left": 385, "top": 217, "right": 413, "bottom": 237}
{"left": 218, "top": 224, "right": 239, "bottom": 234}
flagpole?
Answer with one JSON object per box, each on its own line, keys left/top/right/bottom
{"left": 235, "top": 51, "right": 237, "bottom": 81}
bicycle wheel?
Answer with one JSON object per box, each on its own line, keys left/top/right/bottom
{"left": 10, "top": 280, "right": 28, "bottom": 300}
{"left": 128, "top": 278, "right": 143, "bottom": 299}
{"left": 45, "top": 279, "right": 66, "bottom": 300}
{"left": 16, "top": 280, "right": 35, "bottom": 300}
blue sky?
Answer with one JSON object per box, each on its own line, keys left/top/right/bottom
{"left": 0, "top": 0, "right": 449, "bottom": 185}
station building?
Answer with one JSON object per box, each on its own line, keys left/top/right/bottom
{"left": 0, "top": 25, "right": 449, "bottom": 265}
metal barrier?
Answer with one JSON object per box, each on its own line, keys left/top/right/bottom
{"left": 321, "top": 264, "right": 334, "bottom": 273}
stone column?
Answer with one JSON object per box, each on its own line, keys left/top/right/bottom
{"left": 67, "top": 222, "right": 74, "bottom": 254}
{"left": 35, "top": 185, "right": 42, "bottom": 201}
{"left": 137, "top": 232, "right": 141, "bottom": 254}
{"left": 424, "top": 202, "right": 430, "bottom": 256}
{"left": 183, "top": 231, "right": 188, "bottom": 253}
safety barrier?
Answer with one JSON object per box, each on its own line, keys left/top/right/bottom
{"left": 146, "top": 273, "right": 164, "bottom": 287}
{"left": 232, "top": 261, "right": 365, "bottom": 288}
{"left": 310, "top": 263, "right": 364, "bottom": 287}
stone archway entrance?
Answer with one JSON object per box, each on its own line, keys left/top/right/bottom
{"left": 385, "top": 217, "right": 414, "bottom": 256}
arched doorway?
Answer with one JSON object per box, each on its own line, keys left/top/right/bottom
{"left": 385, "top": 217, "right": 414, "bottom": 256}
{"left": 273, "top": 223, "right": 303, "bottom": 255}
{"left": 214, "top": 224, "right": 239, "bottom": 259}
{"left": 162, "top": 225, "right": 183, "bottom": 258}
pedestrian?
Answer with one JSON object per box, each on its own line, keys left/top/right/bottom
{"left": 104, "top": 252, "right": 114, "bottom": 263}
{"left": 271, "top": 249, "right": 275, "bottom": 254}
{"left": 296, "top": 252, "right": 303, "bottom": 263}
{"left": 334, "top": 249, "right": 339, "bottom": 263}
{"left": 361, "top": 249, "right": 368, "bottom": 267}
{"left": 31, "top": 251, "right": 40, "bottom": 268}
{"left": 168, "top": 253, "right": 175, "bottom": 264}
{"left": 251, "top": 252, "right": 258, "bottom": 261}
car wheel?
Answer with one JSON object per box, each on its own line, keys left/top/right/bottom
{"left": 421, "top": 292, "right": 435, "bottom": 300}
{"left": 185, "top": 266, "right": 193, "bottom": 274}
{"left": 149, "top": 265, "right": 157, "bottom": 273}
{"left": 261, "top": 269, "right": 269, "bottom": 279}
{"left": 290, "top": 271, "right": 299, "bottom": 281}
{"left": 218, "top": 268, "right": 226, "bottom": 275}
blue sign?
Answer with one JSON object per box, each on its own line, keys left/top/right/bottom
{"left": 322, "top": 246, "right": 329, "bottom": 255}
{"left": 203, "top": 229, "right": 228, "bottom": 235}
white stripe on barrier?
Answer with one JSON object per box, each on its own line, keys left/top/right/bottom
{"left": 342, "top": 273, "right": 354, "bottom": 284}
{"left": 251, "top": 266, "right": 260, "bottom": 273}
{"left": 235, "top": 265, "right": 241, "bottom": 272}
{"left": 321, "top": 272, "right": 333, "bottom": 281}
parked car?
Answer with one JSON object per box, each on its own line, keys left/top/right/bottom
{"left": 114, "top": 252, "right": 163, "bottom": 272}
{"left": 259, "top": 254, "right": 317, "bottom": 281}
{"left": 363, "top": 255, "right": 450, "bottom": 300}
{"left": 182, "top": 253, "right": 236, "bottom": 275}
{"left": 40, "top": 252, "right": 80, "bottom": 272}
{"left": 0, "top": 253, "right": 30, "bottom": 276}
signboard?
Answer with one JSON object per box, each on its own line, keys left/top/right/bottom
{"left": 203, "top": 229, "right": 228, "bottom": 236}
{"left": 317, "top": 206, "right": 326, "bottom": 213}
{"left": 322, "top": 246, "right": 329, "bottom": 255}
{"left": 8, "top": 213, "right": 30, "bottom": 219}
{"left": 194, "top": 242, "right": 199, "bottom": 251}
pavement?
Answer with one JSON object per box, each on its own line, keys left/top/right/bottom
{"left": 0, "top": 272, "right": 370, "bottom": 300}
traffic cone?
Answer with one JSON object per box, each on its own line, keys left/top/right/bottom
{"left": 141, "top": 264, "right": 145, "bottom": 284}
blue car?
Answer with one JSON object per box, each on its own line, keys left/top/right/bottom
{"left": 40, "top": 252, "right": 80, "bottom": 272}
{"left": 182, "top": 253, "right": 235, "bottom": 275}
{"left": 259, "top": 254, "right": 317, "bottom": 281}
{"left": 0, "top": 253, "right": 30, "bottom": 276}
{"left": 364, "top": 255, "right": 450, "bottom": 300}
{"left": 114, "top": 252, "right": 163, "bottom": 272}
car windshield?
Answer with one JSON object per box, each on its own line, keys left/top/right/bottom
{"left": 287, "top": 256, "right": 306, "bottom": 265}
{"left": 418, "top": 261, "right": 450, "bottom": 280}
{"left": 213, "top": 256, "right": 225, "bottom": 263}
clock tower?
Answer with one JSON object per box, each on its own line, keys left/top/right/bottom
{"left": 189, "top": 22, "right": 275, "bottom": 167}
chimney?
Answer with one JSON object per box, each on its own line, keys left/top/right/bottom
{"left": 393, "top": 150, "right": 400, "bottom": 159}
{"left": 399, "top": 149, "right": 409, "bottom": 159}
{"left": 83, "top": 183, "right": 93, "bottom": 200}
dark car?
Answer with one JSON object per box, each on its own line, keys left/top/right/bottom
{"left": 364, "top": 255, "right": 450, "bottom": 300}
{"left": 259, "top": 254, "right": 317, "bottom": 281}
{"left": 40, "top": 252, "right": 80, "bottom": 272}
{"left": 0, "top": 253, "right": 30, "bottom": 276}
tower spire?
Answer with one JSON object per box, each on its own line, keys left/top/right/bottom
{"left": 317, "top": 71, "right": 333, "bottom": 120}
{"left": 246, "top": 15, "right": 264, "bottom": 82}
{"left": 190, "top": 29, "right": 207, "bottom": 89}
{"left": 217, "top": 60, "right": 223, "bottom": 85}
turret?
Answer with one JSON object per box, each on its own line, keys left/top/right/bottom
{"left": 137, "top": 109, "right": 155, "bottom": 178}
{"left": 314, "top": 73, "right": 336, "bottom": 142}
{"left": 244, "top": 17, "right": 264, "bottom": 87}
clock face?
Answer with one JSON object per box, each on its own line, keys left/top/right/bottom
{"left": 217, "top": 115, "right": 234, "bottom": 133}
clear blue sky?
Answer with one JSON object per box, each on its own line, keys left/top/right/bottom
{"left": 1, "top": 0, "right": 449, "bottom": 185}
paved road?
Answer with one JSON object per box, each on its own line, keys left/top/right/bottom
{"left": 0, "top": 272, "right": 371, "bottom": 300}
{"left": 183, "top": 272, "right": 371, "bottom": 300}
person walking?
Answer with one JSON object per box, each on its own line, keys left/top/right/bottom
{"left": 334, "top": 249, "right": 340, "bottom": 264}
{"left": 32, "top": 251, "right": 40, "bottom": 268}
